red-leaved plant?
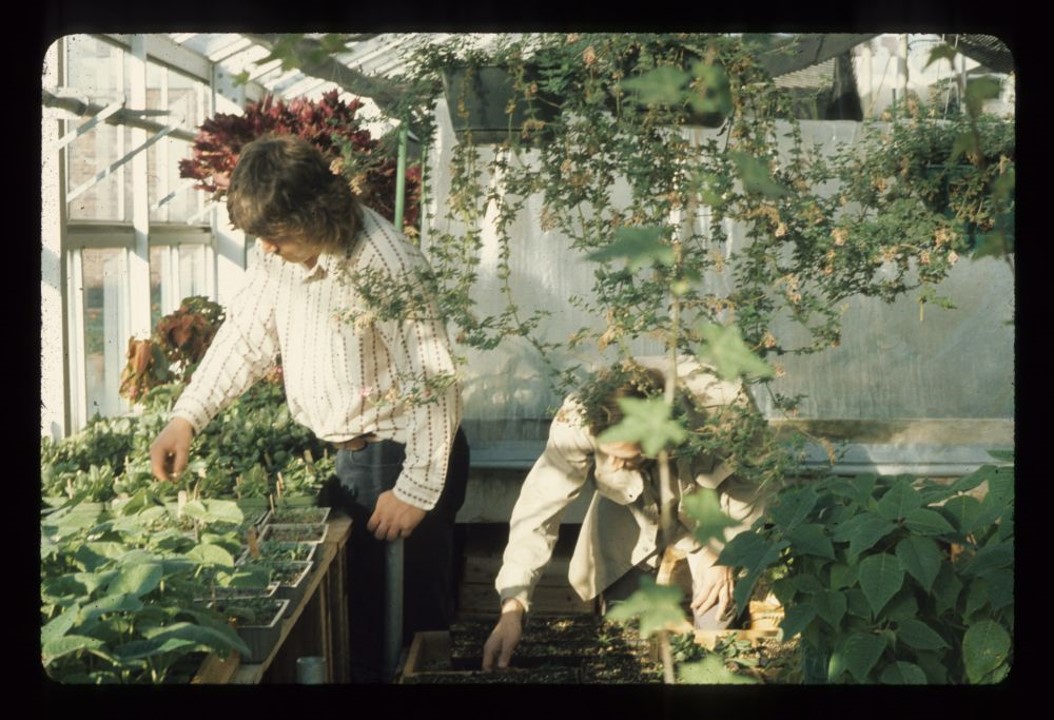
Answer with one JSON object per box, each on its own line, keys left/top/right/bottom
{"left": 179, "top": 90, "right": 422, "bottom": 237}
{"left": 119, "top": 296, "right": 231, "bottom": 404}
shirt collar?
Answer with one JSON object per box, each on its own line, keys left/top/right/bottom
{"left": 295, "top": 250, "right": 338, "bottom": 281}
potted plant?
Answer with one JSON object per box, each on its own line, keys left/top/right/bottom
{"left": 239, "top": 539, "right": 319, "bottom": 564}
{"left": 717, "top": 453, "right": 1014, "bottom": 684}
{"left": 118, "top": 296, "right": 226, "bottom": 405}
{"left": 837, "top": 101, "right": 1014, "bottom": 267}
{"left": 210, "top": 596, "right": 291, "bottom": 663}
{"left": 267, "top": 505, "right": 331, "bottom": 525}
{"left": 179, "top": 90, "right": 423, "bottom": 238}
{"left": 236, "top": 557, "right": 314, "bottom": 614}
{"left": 259, "top": 522, "right": 329, "bottom": 544}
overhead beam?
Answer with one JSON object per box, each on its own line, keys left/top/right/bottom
{"left": 242, "top": 33, "right": 411, "bottom": 114}
{"left": 42, "top": 89, "right": 197, "bottom": 142}
{"left": 758, "top": 33, "right": 882, "bottom": 78}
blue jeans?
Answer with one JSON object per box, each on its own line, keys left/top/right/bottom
{"left": 326, "top": 427, "right": 469, "bottom": 682}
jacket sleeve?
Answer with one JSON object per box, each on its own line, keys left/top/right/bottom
{"left": 494, "top": 398, "right": 596, "bottom": 613}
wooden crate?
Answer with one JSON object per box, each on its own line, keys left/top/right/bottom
{"left": 398, "top": 618, "right": 664, "bottom": 684}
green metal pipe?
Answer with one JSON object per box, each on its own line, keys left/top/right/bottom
{"left": 394, "top": 125, "right": 408, "bottom": 232}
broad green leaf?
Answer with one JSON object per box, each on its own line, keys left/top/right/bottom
{"left": 985, "top": 450, "right": 1014, "bottom": 464}
{"left": 683, "top": 487, "right": 740, "bottom": 548}
{"left": 687, "top": 62, "right": 733, "bottom": 117}
{"left": 116, "top": 489, "right": 161, "bottom": 515}
{"left": 845, "top": 474, "right": 878, "bottom": 505}
{"left": 903, "top": 507, "right": 956, "bottom": 536}
{"left": 41, "top": 503, "right": 104, "bottom": 536}
{"left": 829, "top": 562, "right": 858, "bottom": 590}
{"left": 895, "top": 535, "right": 943, "bottom": 592}
{"left": 41, "top": 635, "right": 109, "bottom": 665}
{"left": 42, "top": 571, "right": 107, "bottom": 603}
{"left": 875, "top": 479, "right": 923, "bottom": 521}
{"left": 185, "top": 543, "right": 237, "bottom": 568}
{"left": 768, "top": 486, "right": 819, "bottom": 532}
{"left": 106, "top": 562, "right": 163, "bottom": 598}
{"left": 950, "top": 464, "right": 996, "bottom": 495}
{"left": 75, "top": 542, "right": 129, "bottom": 571}
{"left": 932, "top": 563, "right": 964, "bottom": 616}
{"left": 982, "top": 568, "right": 1014, "bottom": 612}
{"left": 787, "top": 523, "right": 835, "bottom": 560}
{"left": 124, "top": 621, "right": 249, "bottom": 658}
{"left": 881, "top": 589, "right": 919, "bottom": 621}
{"left": 78, "top": 593, "right": 145, "bottom": 620}
{"left": 965, "top": 77, "right": 1003, "bottom": 118}
{"left": 964, "top": 578, "right": 990, "bottom": 621}
{"left": 858, "top": 553, "right": 905, "bottom": 616}
{"left": 730, "top": 151, "right": 787, "bottom": 198}
{"left": 924, "top": 43, "right": 960, "bottom": 69}
{"left": 845, "top": 588, "right": 872, "bottom": 621}
{"left": 621, "top": 66, "right": 691, "bottom": 105}
{"left": 112, "top": 636, "right": 199, "bottom": 661}
{"left": 587, "top": 227, "right": 675, "bottom": 270}
{"left": 948, "top": 131, "right": 980, "bottom": 164}
{"left": 693, "top": 322, "right": 775, "bottom": 381}
{"left": 844, "top": 515, "right": 899, "bottom": 562}
{"left": 597, "top": 397, "right": 687, "bottom": 457}
{"left": 961, "top": 541, "right": 1013, "bottom": 577}
{"left": 778, "top": 602, "right": 816, "bottom": 640}
{"left": 895, "top": 618, "right": 949, "bottom": 651}
{"left": 972, "top": 473, "right": 1014, "bottom": 530}
{"left": 963, "top": 620, "right": 1012, "bottom": 683}
{"left": 840, "top": 632, "right": 888, "bottom": 682}
{"left": 914, "top": 651, "right": 950, "bottom": 684}
{"left": 789, "top": 574, "right": 826, "bottom": 594}
{"left": 202, "top": 499, "right": 246, "bottom": 525}
{"left": 604, "top": 575, "right": 687, "bottom": 638}
{"left": 814, "top": 590, "right": 847, "bottom": 628}
{"left": 717, "top": 532, "right": 788, "bottom": 612}
{"left": 879, "top": 661, "right": 928, "bottom": 684}
{"left": 938, "top": 495, "right": 981, "bottom": 535}
{"left": 679, "top": 654, "right": 758, "bottom": 684}
{"left": 180, "top": 499, "right": 210, "bottom": 521}
{"left": 41, "top": 604, "right": 81, "bottom": 645}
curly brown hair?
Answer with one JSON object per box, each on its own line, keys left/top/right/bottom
{"left": 577, "top": 361, "right": 667, "bottom": 437}
{"left": 226, "top": 134, "right": 362, "bottom": 252}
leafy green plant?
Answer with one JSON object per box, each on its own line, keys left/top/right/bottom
{"left": 178, "top": 89, "right": 423, "bottom": 238}
{"left": 40, "top": 492, "right": 261, "bottom": 683}
{"left": 118, "top": 296, "right": 227, "bottom": 404}
{"left": 718, "top": 453, "right": 1014, "bottom": 684}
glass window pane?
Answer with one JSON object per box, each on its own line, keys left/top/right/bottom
{"left": 80, "top": 247, "right": 130, "bottom": 419}
{"left": 150, "top": 243, "right": 210, "bottom": 328}
{"left": 147, "top": 64, "right": 210, "bottom": 223}
{"left": 65, "top": 36, "right": 127, "bottom": 222}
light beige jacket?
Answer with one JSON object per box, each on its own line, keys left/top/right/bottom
{"left": 495, "top": 357, "right": 766, "bottom": 612}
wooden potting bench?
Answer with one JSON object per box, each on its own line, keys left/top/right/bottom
{"left": 192, "top": 512, "right": 353, "bottom": 684}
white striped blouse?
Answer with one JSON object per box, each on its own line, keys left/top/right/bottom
{"left": 171, "top": 207, "right": 463, "bottom": 511}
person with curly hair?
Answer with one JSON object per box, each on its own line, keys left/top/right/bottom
{"left": 482, "top": 355, "right": 767, "bottom": 671}
{"left": 149, "top": 134, "right": 468, "bottom": 682}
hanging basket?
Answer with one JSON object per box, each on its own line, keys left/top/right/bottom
{"left": 442, "top": 64, "right": 559, "bottom": 145}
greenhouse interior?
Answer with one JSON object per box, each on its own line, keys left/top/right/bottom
{"left": 40, "top": 32, "right": 1015, "bottom": 689}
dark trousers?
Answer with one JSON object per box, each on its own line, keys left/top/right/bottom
{"left": 321, "top": 427, "right": 469, "bottom": 682}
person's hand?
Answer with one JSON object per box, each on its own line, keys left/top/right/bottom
{"left": 366, "top": 490, "right": 427, "bottom": 541}
{"left": 690, "top": 561, "right": 735, "bottom": 620}
{"left": 482, "top": 599, "right": 525, "bottom": 671}
{"left": 149, "top": 418, "right": 195, "bottom": 482}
